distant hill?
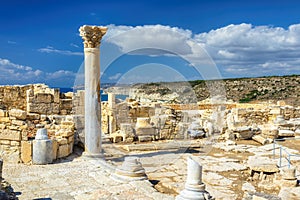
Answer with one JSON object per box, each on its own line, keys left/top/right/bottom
{"left": 108, "top": 75, "right": 300, "bottom": 106}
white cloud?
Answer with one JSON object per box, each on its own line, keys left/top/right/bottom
{"left": 108, "top": 73, "right": 122, "bottom": 80}
{"left": 105, "top": 23, "right": 300, "bottom": 77}
{"left": 0, "top": 58, "right": 75, "bottom": 86}
{"left": 38, "top": 46, "right": 83, "bottom": 56}
{"left": 195, "top": 23, "right": 300, "bottom": 75}
{"left": 105, "top": 24, "right": 193, "bottom": 55}
{"left": 70, "top": 43, "right": 80, "bottom": 48}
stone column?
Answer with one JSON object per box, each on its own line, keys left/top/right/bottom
{"left": 176, "top": 157, "right": 214, "bottom": 200}
{"left": 79, "top": 25, "right": 107, "bottom": 157}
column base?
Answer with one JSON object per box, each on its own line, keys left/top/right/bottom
{"left": 176, "top": 188, "right": 214, "bottom": 200}
{"left": 82, "top": 151, "right": 104, "bottom": 159}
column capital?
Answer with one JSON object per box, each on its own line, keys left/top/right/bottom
{"left": 79, "top": 25, "right": 107, "bottom": 48}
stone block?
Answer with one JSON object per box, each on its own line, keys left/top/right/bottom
{"left": 60, "top": 110, "right": 67, "bottom": 115}
{"left": 60, "top": 124, "right": 74, "bottom": 130}
{"left": 0, "top": 140, "right": 10, "bottom": 145}
{"left": 26, "top": 113, "right": 40, "bottom": 120}
{"left": 0, "top": 117, "right": 10, "bottom": 123}
{"left": 278, "top": 129, "right": 295, "bottom": 137}
{"left": 10, "top": 141, "right": 20, "bottom": 146}
{"left": 12, "top": 119, "right": 25, "bottom": 126}
{"left": 0, "top": 129, "right": 21, "bottom": 141}
{"left": 52, "top": 139, "right": 58, "bottom": 160}
{"left": 57, "top": 144, "right": 69, "bottom": 158}
{"left": 61, "top": 131, "right": 74, "bottom": 137}
{"left": 0, "top": 145, "right": 20, "bottom": 163}
{"left": 34, "top": 93, "right": 54, "bottom": 103}
{"left": 8, "top": 125, "right": 19, "bottom": 130}
{"left": 20, "top": 124, "right": 28, "bottom": 130}
{"left": 9, "top": 109, "right": 26, "bottom": 120}
{"left": 0, "top": 109, "right": 7, "bottom": 117}
{"left": 135, "top": 127, "right": 156, "bottom": 136}
{"left": 0, "top": 124, "right": 6, "bottom": 130}
{"left": 138, "top": 135, "right": 153, "bottom": 142}
{"left": 21, "top": 141, "right": 32, "bottom": 163}
{"left": 57, "top": 138, "right": 68, "bottom": 145}
{"left": 68, "top": 142, "right": 73, "bottom": 154}
{"left": 67, "top": 135, "right": 74, "bottom": 143}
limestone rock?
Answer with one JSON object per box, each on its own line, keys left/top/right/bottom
{"left": 278, "top": 187, "right": 300, "bottom": 200}
{"left": 9, "top": 109, "right": 26, "bottom": 120}
{"left": 233, "top": 126, "right": 254, "bottom": 139}
{"left": 278, "top": 129, "right": 295, "bottom": 137}
{"left": 21, "top": 141, "right": 32, "bottom": 163}
{"left": 57, "top": 144, "right": 69, "bottom": 158}
{"left": 242, "top": 182, "right": 256, "bottom": 193}
{"left": 248, "top": 156, "right": 279, "bottom": 173}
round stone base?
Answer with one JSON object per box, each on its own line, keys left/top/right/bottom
{"left": 111, "top": 173, "right": 148, "bottom": 183}
{"left": 176, "top": 188, "right": 214, "bottom": 200}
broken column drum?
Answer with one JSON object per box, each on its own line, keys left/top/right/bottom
{"left": 79, "top": 25, "right": 107, "bottom": 157}
{"left": 112, "top": 156, "right": 147, "bottom": 182}
{"left": 176, "top": 157, "right": 214, "bottom": 200}
{"left": 32, "top": 128, "right": 53, "bottom": 165}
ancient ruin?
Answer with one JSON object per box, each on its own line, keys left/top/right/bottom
{"left": 0, "top": 23, "right": 299, "bottom": 199}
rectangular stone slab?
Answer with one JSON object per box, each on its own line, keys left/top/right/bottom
{"left": 0, "top": 129, "right": 21, "bottom": 141}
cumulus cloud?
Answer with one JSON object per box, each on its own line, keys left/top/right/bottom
{"left": 38, "top": 46, "right": 83, "bottom": 56}
{"left": 0, "top": 58, "right": 75, "bottom": 86}
{"left": 195, "top": 23, "right": 300, "bottom": 76}
{"left": 105, "top": 23, "right": 300, "bottom": 78}
{"left": 105, "top": 24, "right": 193, "bottom": 56}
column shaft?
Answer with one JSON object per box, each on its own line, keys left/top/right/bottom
{"left": 84, "top": 48, "right": 101, "bottom": 154}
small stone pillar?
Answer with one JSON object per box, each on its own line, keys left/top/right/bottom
{"left": 176, "top": 157, "right": 214, "bottom": 200}
{"left": 32, "top": 128, "right": 53, "bottom": 165}
{"left": 108, "top": 93, "right": 116, "bottom": 134}
{"left": 112, "top": 156, "right": 147, "bottom": 182}
{"left": 79, "top": 25, "right": 107, "bottom": 157}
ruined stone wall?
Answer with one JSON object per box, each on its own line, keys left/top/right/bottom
{"left": 232, "top": 108, "right": 269, "bottom": 126}
{"left": 0, "top": 85, "right": 33, "bottom": 110}
{"left": 0, "top": 108, "right": 75, "bottom": 163}
{"left": 230, "top": 104, "right": 300, "bottom": 126}
{"left": 0, "top": 84, "right": 73, "bottom": 115}
{"left": 281, "top": 107, "right": 300, "bottom": 120}
{"left": 0, "top": 84, "right": 75, "bottom": 163}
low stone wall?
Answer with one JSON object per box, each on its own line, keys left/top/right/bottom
{"left": 0, "top": 108, "right": 75, "bottom": 163}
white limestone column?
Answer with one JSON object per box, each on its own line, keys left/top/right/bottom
{"left": 176, "top": 156, "right": 214, "bottom": 200}
{"left": 79, "top": 25, "right": 107, "bottom": 157}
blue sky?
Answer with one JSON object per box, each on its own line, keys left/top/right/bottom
{"left": 1, "top": 0, "right": 300, "bottom": 87}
